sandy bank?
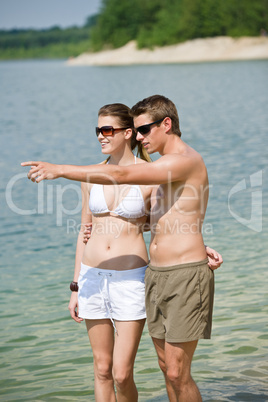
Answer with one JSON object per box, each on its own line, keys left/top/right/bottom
{"left": 67, "top": 36, "right": 268, "bottom": 66}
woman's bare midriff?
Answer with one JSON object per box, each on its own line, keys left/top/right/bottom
{"left": 82, "top": 214, "right": 149, "bottom": 270}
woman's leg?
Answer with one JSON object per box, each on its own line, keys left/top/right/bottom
{"left": 113, "top": 319, "right": 146, "bottom": 402}
{"left": 86, "top": 319, "right": 116, "bottom": 402}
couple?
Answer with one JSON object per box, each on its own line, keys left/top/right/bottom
{"left": 22, "top": 95, "right": 223, "bottom": 402}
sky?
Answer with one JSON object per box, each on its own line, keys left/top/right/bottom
{"left": 0, "top": 0, "right": 102, "bottom": 30}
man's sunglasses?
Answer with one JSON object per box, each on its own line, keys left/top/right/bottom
{"left": 95, "top": 126, "right": 130, "bottom": 137}
{"left": 135, "top": 118, "right": 165, "bottom": 135}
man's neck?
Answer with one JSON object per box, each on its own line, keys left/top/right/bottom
{"left": 161, "top": 134, "right": 185, "bottom": 156}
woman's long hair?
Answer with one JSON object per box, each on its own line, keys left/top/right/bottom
{"left": 98, "top": 103, "right": 151, "bottom": 163}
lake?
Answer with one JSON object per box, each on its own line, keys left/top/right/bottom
{"left": 0, "top": 59, "right": 267, "bottom": 401}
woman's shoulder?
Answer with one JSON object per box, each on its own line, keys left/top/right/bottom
{"left": 82, "top": 160, "right": 107, "bottom": 192}
{"left": 135, "top": 157, "right": 149, "bottom": 165}
{"left": 81, "top": 181, "right": 93, "bottom": 192}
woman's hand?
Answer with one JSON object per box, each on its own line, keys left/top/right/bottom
{"left": 205, "top": 246, "right": 223, "bottom": 270}
{"left": 68, "top": 292, "right": 83, "bottom": 323}
{"left": 83, "top": 223, "right": 92, "bottom": 244}
{"left": 21, "top": 161, "right": 62, "bottom": 183}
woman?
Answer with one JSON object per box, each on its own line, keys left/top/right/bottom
{"left": 69, "top": 103, "right": 152, "bottom": 402}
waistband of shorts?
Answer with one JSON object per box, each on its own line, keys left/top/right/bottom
{"left": 148, "top": 258, "right": 208, "bottom": 272}
{"left": 80, "top": 262, "right": 147, "bottom": 278}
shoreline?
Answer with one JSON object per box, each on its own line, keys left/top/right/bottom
{"left": 67, "top": 36, "right": 268, "bottom": 66}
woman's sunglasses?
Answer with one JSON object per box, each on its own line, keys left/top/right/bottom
{"left": 135, "top": 118, "right": 165, "bottom": 135}
{"left": 95, "top": 126, "right": 130, "bottom": 137}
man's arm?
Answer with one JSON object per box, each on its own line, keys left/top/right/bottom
{"left": 21, "top": 154, "right": 198, "bottom": 185}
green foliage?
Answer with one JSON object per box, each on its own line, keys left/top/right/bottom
{"left": 137, "top": 1, "right": 183, "bottom": 48}
{"left": 84, "top": 15, "right": 98, "bottom": 28}
{"left": 0, "top": 40, "right": 92, "bottom": 60}
{"left": 91, "top": 0, "right": 268, "bottom": 49}
{"left": 0, "top": 24, "right": 94, "bottom": 59}
{"left": 91, "top": 0, "right": 149, "bottom": 50}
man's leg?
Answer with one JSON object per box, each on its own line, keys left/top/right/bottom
{"left": 152, "top": 337, "right": 177, "bottom": 402}
{"left": 152, "top": 337, "right": 202, "bottom": 402}
{"left": 165, "top": 340, "right": 201, "bottom": 402}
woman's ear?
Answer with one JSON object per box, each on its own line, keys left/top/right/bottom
{"left": 124, "top": 128, "right": 133, "bottom": 140}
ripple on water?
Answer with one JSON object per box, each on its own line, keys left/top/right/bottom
{"left": 241, "top": 369, "right": 268, "bottom": 378}
{"left": 7, "top": 335, "right": 38, "bottom": 343}
{"left": 229, "top": 393, "right": 268, "bottom": 401}
{"left": 223, "top": 346, "right": 258, "bottom": 355}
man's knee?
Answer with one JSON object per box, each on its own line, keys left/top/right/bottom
{"left": 166, "top": 365, "right": 184, "bottom": 384}
{"left": 166, "top": 359, "right": 192, "bottom": 389}
{"left": 165, "top": 340, "right": 197, "bottom": 384}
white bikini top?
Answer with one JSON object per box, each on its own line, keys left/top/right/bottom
{"left": 89, "top": 157, "right": 146, "bottom": 219}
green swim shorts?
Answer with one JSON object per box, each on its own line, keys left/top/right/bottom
{"left": 145, "top": 258, "right": 214, "bottom": 343}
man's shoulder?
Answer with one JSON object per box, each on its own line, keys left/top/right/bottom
{"left": 161, "top": 148, "right": 203, "bottom": 165}
{"left": 158, "top": 147, "right": 206, "bottom": 182}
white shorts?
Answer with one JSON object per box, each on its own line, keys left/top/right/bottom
{"left": 78, "top": 263, "right": 147, "bottom": 322}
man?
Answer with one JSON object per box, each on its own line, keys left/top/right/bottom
{"left": 22, "top": 95, "right": 222, "bottom": 401}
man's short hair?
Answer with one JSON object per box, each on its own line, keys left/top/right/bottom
{"left": 131, "top": 95, "right": 182, "bottom": 137}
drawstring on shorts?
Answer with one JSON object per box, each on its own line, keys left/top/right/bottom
{"left": 98, "top": 272, "right": 118, "bottom": 335}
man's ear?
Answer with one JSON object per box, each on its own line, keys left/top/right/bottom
{"left": 124, "top": 128, "right": 133, "bottom": 140}
{"left": 163, "top": 117, "right": 172, "bottom": 133}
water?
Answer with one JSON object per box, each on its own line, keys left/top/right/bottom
{"left": 0, "top": 59, "right": 267, "bottom": 401}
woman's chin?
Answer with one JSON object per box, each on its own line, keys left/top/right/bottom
{"left": 101, "top": 148, "right": 110, "bottom": 155}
